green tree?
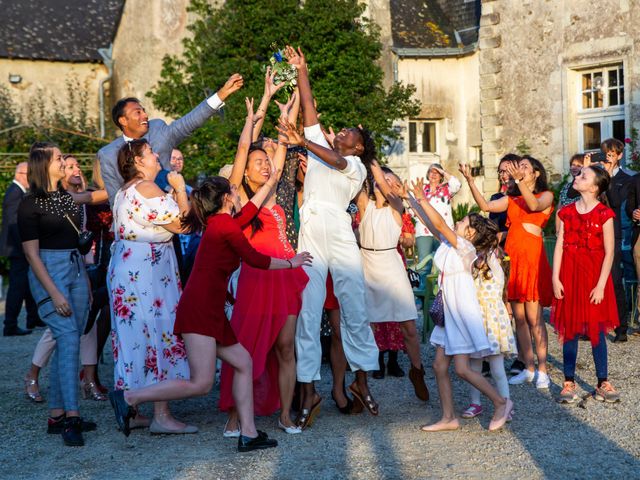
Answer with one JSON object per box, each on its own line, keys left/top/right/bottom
{"left": 150, "top": 0, "right": 420, "bottom": 178}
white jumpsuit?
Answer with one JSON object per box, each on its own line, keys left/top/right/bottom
{"left": 295, "top": 124, "right": 379, "bottom": 382}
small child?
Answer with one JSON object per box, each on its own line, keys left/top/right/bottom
{"left": 409, "top": 179, "right": 513, "bottom": 432}
{"left": 462, "top": 239, "right": 517, "bottom": 418}
{"left": 551, "top": 164, "right": 620, "bottom": 403}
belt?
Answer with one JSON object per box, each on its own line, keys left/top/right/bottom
{"left": 359, "top": 246, "right": 397, "bottom": 252}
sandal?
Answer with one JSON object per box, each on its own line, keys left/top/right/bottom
{"left": 349, "top": 383, "right": 379, "bottom": 416}
{"left": 24, "top": 377, "right": 43, "bottom": 403}
{"left": 295, "top": 397, "right": 322, "bottom": 430}
{"left": 461, "top": 404, "right": 483, "bottom": 419}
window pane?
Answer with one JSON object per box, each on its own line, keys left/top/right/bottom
{"left": 409, "top": 122, "right": 417, "bottom": 152}
{"left": 582, "top": 92, "right": 592, "bottom": 109}
{"left": 594, "top": 90, "right": 603, "bottom": 108}
{"left": 583, "top": 122, "right": 602, "bottom": 150}
{"left": 612, "top": 119, "right": 625, "bottom": 143}
{"left": 610, "top": 89, "right": 619, "bottom": 106}
{"left": 422, "top": 123, "right": 436, "bottom": 153}
{"left": 582, "top": 73, "right": 592, "bottom": 90}
{"left": 609, "top": 69, "right": 618, "bottom": 87}
{"left": 619, "top": 67, "right": 624, "bottom": 85}
{"left": 620, "top": 88, "right": 624, "bottom": 104}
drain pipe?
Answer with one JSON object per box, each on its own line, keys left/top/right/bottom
{"left": 98, "top": 44, "right": 114, "bottom": 138}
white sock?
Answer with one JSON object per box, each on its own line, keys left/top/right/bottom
{"left": 489, "top": 354, "right": 510, "bottom": 399}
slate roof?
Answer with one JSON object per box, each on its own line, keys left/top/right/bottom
{"left": 0, "top": 0, "right": 124, "bottom": 62}
{"left": 390, "top": 0, "right": 481, "bottom": 50}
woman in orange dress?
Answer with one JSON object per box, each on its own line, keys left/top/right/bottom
{"left": 461, "top": 155, "right": 554, "bottom": 390}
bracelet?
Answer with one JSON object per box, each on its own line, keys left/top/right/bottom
{"left": 304, "top": 140, "right": 309, "bottom": 149}
{"left": 175, "top": 189, "right": 186, "bottom": 194}
{"left": 514, "top": 179, "right": 520, "bottom": 184}
{"left": 287, "top": 259, "right": 293, "bottom": 269}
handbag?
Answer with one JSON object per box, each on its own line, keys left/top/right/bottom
{"left": 64, "top": 213, "right": 94, "bottom": 256}
{"left": 429, "top": 289, "right": 445, "bottom": 328}
{"left": 406, "top": 268, "right": 420, "bottom": 288}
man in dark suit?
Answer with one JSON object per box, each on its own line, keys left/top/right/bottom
{"left": 97, "top": 73, "right": 244, "bottom": 204}
{"left": 1, "top": 163, "right": 41, "bottom": 336}
{"left": 600, "top": 139, "right": 631, "bottom": 342}
{"left": 626, "top": 163, "right": 640, "bottom": 338}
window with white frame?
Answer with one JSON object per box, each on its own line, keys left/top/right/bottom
{"left": 577, "top": 64, "right": 625, "bottom": 152}
{"left": 408, "top": 120, "right": 438, "bottom": 154}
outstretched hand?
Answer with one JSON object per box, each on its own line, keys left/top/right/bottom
{"left": 505, "top": 161, "right": 523, "bottom": 181}
{"left": 264, "top": 66, "right": 286, "bottom": 98}
{"left": 218, "top": 73, "right": 244, "bottom": 101}
{"left": 245, "top": 97, "right": 262, "bottom": 124}
{"left": 274, "top": 92, "right": 297, "bottom": 119}
{"left": 285, "top": 45, "right": 306, "bottom": 70}
{"left": 410, "top": 178, "right": 426, "bottom": 200}
{"left": 291, "top": 251, "right": 313, "bottom": 268}
{"left": 458, "top": 163, "right": 473, "bottom": 180}
{"left": 276, "top": 118, "right": 305, "bottom": 146}
{"left": 321, "top": 126, "right": 336, "bottom": 148}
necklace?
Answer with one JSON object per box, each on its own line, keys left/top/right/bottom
{"left": 34, "top": 190, "right": 80, "bottom": 220}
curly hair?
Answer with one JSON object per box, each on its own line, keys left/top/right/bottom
{"left": 468, "top": 213, "right": 500, "bottom": 280}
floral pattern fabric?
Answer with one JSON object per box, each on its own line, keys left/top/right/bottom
{"left": 109, "top": 183, "right": 189, "bottom": 390}
{"left": 414, "top": 177, "right": 461, "bottom": 238}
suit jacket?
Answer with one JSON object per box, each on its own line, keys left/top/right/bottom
{"left": 0, "top": 182, "right": 26, "bottom": 257}
{"left": 98, "top": 98, "right": 222, "bottom": 204}
{"left": 625, "top": 172, "right": 640, "bottom": 245}
{"left": 606, "top": 168, "right": 631, "bottom": 241}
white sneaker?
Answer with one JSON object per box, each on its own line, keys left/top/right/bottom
{"left": 535, "top": 371, "right": 550, "bottom": 389}
{"left": 509, "top": 369, "right": 535, "bottom": 385}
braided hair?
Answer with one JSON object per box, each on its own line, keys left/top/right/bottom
{"left": 468, "top": 213, "right": 500, "bottom": 280}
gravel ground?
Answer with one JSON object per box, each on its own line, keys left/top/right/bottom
{"left": 1, "top": 305, "right": 639, "bottom": 480}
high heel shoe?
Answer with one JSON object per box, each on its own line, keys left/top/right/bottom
{"left": 24, "top": 377, "right": 43, "bottom": 403}
{"left": 81, "top": 381, "right": 107, "bottom": 401}
{"left": 79, "top": 370, "right": 108, "bottom": 394}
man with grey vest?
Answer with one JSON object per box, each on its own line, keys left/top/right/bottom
{"left": 98, "top": 73, "right": 244, "bottom": 203}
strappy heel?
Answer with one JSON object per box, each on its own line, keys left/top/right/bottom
{"left": 81, "top": 381, "right": 107, "bottom": 401}
{"left": 24, "top": 377, "right": 43, "bottom": 403}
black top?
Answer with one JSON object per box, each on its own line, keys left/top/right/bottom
{"left": 0, "top": 182, "right": 26, "bottom": 257}
{"left": 18, "top": 190, "right": 80, "bottom": 250}
{"left": 606, "top": 169, "right": 631, "bottom": 240}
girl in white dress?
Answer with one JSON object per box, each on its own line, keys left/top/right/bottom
{"left": 408, "top": 178, "right": 514, "bottom": 432}
{"left": 356, "top": 161, "right": 429, "bottom": 401}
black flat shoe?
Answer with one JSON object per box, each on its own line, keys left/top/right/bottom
{"left": 387, "top": 362, "right": 405, "bottom": 378}
{"left": 62, "top": 417, "right": 85, "bottom": 447}
{"left": 613, "top": 332, "right": 628, "bottom": 343}
{"left": 108, "top": 389, "right": 136, "bottom": 437}
{"left": 3, "top": 326, "right": 32, "bottom": 336}
{"left": 48, "top": 416, "right": 96, "bottom": 434}
{"left": 372, "top": 369, "right": 385, "bottom": 379}
{"left": 237, "top": 430, "right": 278, "bottom": 452}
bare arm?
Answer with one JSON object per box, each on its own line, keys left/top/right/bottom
{"left": 591, "top": 218, "right": 615, "bottom": 304}
{"left": 229, "top": 98, "right": 261, "bottom": 188}
{"left": 409, "top": 179, "right": 458, "bottom": 247}
{"left": 252, "top": 67, "right": 286, "bottom": 142}
{"left": 285, "top": 46, "right": 317, "bottom": 128}
{"left": 459, "top": 164, "right": 508, "bottom": 213}
{"left": 68, "top": 189, "right": 108, "bottom": 205}
{"left": 551, "top": 218, "right": 565, "bottom": 299}
{"left": 505, "top": 162, "right": 554, "bottom": 212}
{"left": 370, "top": 160, "right": 403, "bottom": 213}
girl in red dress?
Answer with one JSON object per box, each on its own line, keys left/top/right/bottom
{"left": 220, "top": 94, "right": 309, "bottom": 435}
{"left": 551, "top": 165, "right": 620, "bottom": 403}
{"left": 108, "top": 171, "right": 313, "bottom": 452}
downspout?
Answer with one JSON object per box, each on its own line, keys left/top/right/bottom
{"left": 98, "top": 44, "right": 114, "bottom": 138}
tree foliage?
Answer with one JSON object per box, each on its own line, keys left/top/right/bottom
{"left": 150, "top": 0, "right": 421, "bottom": 177}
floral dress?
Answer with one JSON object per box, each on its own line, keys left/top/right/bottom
{"left": 108, "top": 182, "right": 189, "bottom": 390}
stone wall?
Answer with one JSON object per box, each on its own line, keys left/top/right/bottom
{"left": 479, "top": 0, "right": 640, "bottom": 184}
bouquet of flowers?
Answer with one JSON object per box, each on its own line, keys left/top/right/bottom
{"left": 264, "top": 42, "right": 298, "bottom": 91}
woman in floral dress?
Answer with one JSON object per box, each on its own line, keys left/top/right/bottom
{"left": 109, "top": 138, "right": 195, "bottom": 434}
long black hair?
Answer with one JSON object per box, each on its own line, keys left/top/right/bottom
{"left": 28, "top": 142, "right": 61, "bottom": 198}
{"left": 506, "top": 155, "right": 549, "bottom": 196}
{"left": 241, "top": 146, "right": 267, "bottom": 237}
{"left": 181, "top": 176, "right": 231, "bottom": 234}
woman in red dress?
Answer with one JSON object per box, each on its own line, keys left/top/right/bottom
{"left": 220, "top": 95, "right": 308, "bottom": 435}
{"left": 552, "top": 165, "right": 620, "bottom": 403}
{"left": 108, "top": 171, "right": 312, "bottom": 452}
{"left": 462, "top": 156, "right": 554, "bottom": 389}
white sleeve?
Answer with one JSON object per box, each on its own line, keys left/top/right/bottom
{"left": 206, "top": 93, "right": 225, "bottom": 111}
{"left": 303, "top": 124, "right": 331, "bottom": 149}
{"left": 447, "top": 175, "right": 462, "bottom": 196}
{"left": 342, "top": 155, "right": 366, "bottom": 182}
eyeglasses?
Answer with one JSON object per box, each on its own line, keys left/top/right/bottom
{"left": 498, "top": 169, "right": 509, "bottom": 175}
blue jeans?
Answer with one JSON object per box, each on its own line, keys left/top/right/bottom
{"left": 28, "top": 249, "right": 89, "bottom": 411}
{"left": 562, "top": 332, "right": 608, "bottom": 380}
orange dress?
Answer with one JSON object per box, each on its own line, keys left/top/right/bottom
{"left": 504, "top": 194, "right": 553, "bottom": 306}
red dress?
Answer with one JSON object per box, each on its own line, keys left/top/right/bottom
{"left": 219, "top": 205, "right": 308, "bottom": 415}
{"left": 173, "top": 203, "right": 270, "bottom": 345}
{"left": 551, "top": 203, "right": 618, "bottom": 345}
{"left": 504, "top": 194, "right": 554, "bottom": 305}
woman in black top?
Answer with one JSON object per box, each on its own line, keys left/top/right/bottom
{"left": 18, "top": 142, "right": 94, "bottom": 447}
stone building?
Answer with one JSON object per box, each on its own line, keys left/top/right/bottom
{"left": 478, "top": 0, "right": 639, "bottom": 191}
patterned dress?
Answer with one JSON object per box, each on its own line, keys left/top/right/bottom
{"left": 472, "top": 253, "right": 517, "bottom": 357}
{"left": 108, "top": 182, "right": 189, "bottom": 390}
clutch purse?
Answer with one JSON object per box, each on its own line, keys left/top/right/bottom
{"left": 428, "top": 289, "right": 445, "bottom": 328}
{"left": 65, "top": 213, "right": 94, "bottom": 256}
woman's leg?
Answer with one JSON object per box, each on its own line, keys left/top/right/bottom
{"left": 468, "top": 358, "right": 482, "bottom": 406}
{"left": 562, "top": 336, "right": 579, "bottom": 381}
{"left": 525, "top": 301, "right": 548, "bottom": 373}
{"left": 488, "top": 354, "right": 509, "bottom": 399}
{"left": 453, "top": 354, "right": 508, "bottom": 425}
{"left": 399, "top": 320, "right": 422, "bottom": 369}
{"left": 592, "top": 332, "right": 608, "bottom": 383}
{"left": 217, "top": 343, "right": 259, "bottom": 438}
{"left": 274, "top": 314, "right": 298, "bottom": 427}
{"left": 25, "top": 329, "right": 54, "bottom": 400}
{"left": 328, "top": 309, "right": 348, "bottom": 408}
{"left": 422, "top": 347, "right": 457, "bottom": 431}
{"left": 511, "top": 301, "right": 535, "bottom": 372}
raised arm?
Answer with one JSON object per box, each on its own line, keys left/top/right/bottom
{"left": 252, "top": 67, "right": 286, "bottom": 142}
{"left": 229, "top": 97, "right": 261, "bottom": 188}
{"left": 459, "top": 164, "right": 508, "bottom": 213}
{"left": 285, "top": 46, "right": 317, "bottom": 128}
{"left": 408, "top": 178, "right": 458, "bottom": 247}
{"left": 166, "top": 73, "right": 244, "bottom": 147}
{"left": 505, "top": 162, "right": 554, "bottom": 212}
{"left": 68, "top": 189, "right": 108, "bottom": 205}
{"left": 370, "top": 160, "right": 403, "bottom": 213}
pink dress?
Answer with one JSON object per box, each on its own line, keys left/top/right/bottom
{"left": 219, "top": 205, "right": 308, "bottom": 415}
